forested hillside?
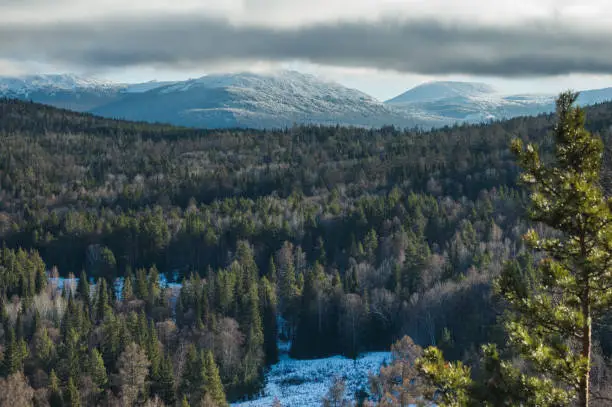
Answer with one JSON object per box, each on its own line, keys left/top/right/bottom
{"left": 2, "top": 97, "right": 612, "bottom": 406}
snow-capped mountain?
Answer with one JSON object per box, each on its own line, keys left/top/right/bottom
{"left": 90, "top": 71, "right": 420, "bottom": 129}
{"left": 0, "top": 74, "right": 172, "bottom": 112}
{"left": 385, "top": 81, "right": 612, "bottom": 126}
{"left": 2, "top": 73, "right": 612, "bottom": 129}
{"left": 0, "top": 73, "right": 119, "bottom": 95}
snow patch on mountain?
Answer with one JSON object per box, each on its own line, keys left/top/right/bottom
{"left": 122, "top": 80, "right": 177, "bottom": 93}
{"left": 0, "top": 74, "right": 120, "bottom": 96}
{"left": 386, "top": 80, "right": 497, "bottom": 105}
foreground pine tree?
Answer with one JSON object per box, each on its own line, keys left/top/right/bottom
{"left": 506, "top": 91, "right": 612, "bottom": 406}
{"left": 418, "top": 92, "right": 612, "bottom": 406}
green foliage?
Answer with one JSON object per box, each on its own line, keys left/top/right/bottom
{"left": 89, "top": 348, "right": 108, "bottom": 391}
{"left": 417, "top": 347, "right": 472, "bottom": 407}
{"left": 203, "top": 350, "right": 228, "bottom": 407}
{"left": 416, "top": 92, "right": 612, "bottom": 407}
{"left": 154, "top": 354, "right": 176, "bottom": 406}
{"left": 64, "top": 377, "right": 81, "bottom": 407}
{"left": 48, "top": 370, "right": 63, "bottom": 407}
{"left": 4, "top": 96, "right": 612, "bottom": 405}
{"left": 504, "top": 91, "right": 612, "bottom": 405}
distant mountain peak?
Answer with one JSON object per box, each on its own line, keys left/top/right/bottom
{"left": 386, "top": 80, "right": 497, "bottom": 105}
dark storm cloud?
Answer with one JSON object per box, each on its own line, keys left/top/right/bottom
{"left": 0, "top": 15, "right": 610, "bottom": 76}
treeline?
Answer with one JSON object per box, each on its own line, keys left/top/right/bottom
{"left": 3, "top": 99, "right": 612, "bottom": 405}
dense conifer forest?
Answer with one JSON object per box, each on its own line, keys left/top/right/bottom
{"left": 2, "top": 97, "right": 612, "bottom": 405}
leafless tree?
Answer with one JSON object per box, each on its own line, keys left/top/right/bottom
{"left": 117, "top": 342, "right": 150, "bottom": 406}
{"left": 0, "top": 373, "right": 35, "bottom": 407}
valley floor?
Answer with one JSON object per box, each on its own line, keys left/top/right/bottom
{"left": 232, "top": 343, "right": 390, "bottom": 407}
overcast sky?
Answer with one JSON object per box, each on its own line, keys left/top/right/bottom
{"left": 1, "top": 0, "right": 612, "bottom": 100}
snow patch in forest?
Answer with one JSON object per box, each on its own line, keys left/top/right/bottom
{"left": 232, "top": 350, "right": 391, "bottom": 407}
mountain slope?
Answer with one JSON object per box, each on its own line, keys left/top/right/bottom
{"left": 0, "top": 74, "right": 173, "bottom": 112}
{"left": 3, "top": 73, "right": 612, "bottom": 130}
{"left": 386, "top": 81, "right": 612, "bottom": 125}
{"left": 91, "top": 71, "right": 419, "bottom": 129}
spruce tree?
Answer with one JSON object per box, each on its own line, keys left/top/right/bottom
{"left": 89, "top": 348, "right": 108, "bottom": 393}
{"left": 154, "top": 354, "right": 176, "bottom": 406}
{"left": 147, "top": 320, "right": 161, "bottom": 378}
{"left": 261, "top": 276, "right": 279, "bottom": 365}
{"left": 77, "top": 271, "right": 90, "bottom": 308}
{"left": 122, "top": 270, "right": 134, "bottom": 301}
{"left": 180, "top": 344, "right": 203, "bottom": 403}
{"left": 203, "top": 350, "right": 227, "bottom": 407}
{"left": 95, "top": 278, "right": 111, "bottom": 322}
{"left": 2, "top": 328, "right": 24, "bottom": 375}
{"left": 34, "top": 326, "right": 54, "bottom": 368}
{"left": 136, "top": 268, "right": 149, "bottom": 300}
{"left": 48, "top": 369, "right": 63, "bottom": 407}
{"left": 64, "top": 377, "right": 81, "bottom": 407}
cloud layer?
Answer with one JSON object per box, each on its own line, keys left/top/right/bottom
{"left": 1, "top": 1, "right": 611, "bottom": 77}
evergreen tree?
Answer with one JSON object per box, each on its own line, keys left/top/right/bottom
{"left": 243, "top": 283, "right": 264, "bottom": 390}
{"left": 33, "top": 326, "right": 54, "bottom": 368}
{"left": 2, "top": 328, "right": 25, "bottom": 375}
{"left": 89, "top": 348, "right": 108, "bottom": 393}
{"left": 203, "top": 350, "right": 227, "bottom": 407}
{"left": 147, "top": 265, "right": 161, "bottom": 307}
{"left": 503, "top": 91, "right": 612, "bottom": 406}
{"left": 267, "top": 256, "right": 277, "bottom": 284}
{"left": 154, "top": 354, "right": 176, "bottom": 406}
{"left": 77, "top": 271, "right": 90, "bottom": 308}
{"left": 417, "top": 92, "right": 612, "bottom": 407}
{"left": 147, "top": 320, "right": 161, "bottom": 379}
{"left": 180, "top": 345, "right": 203, "bottom": 403}
{"left": 136, "top": 268, "right": 149, "bottom": 300}
{"left": 48, "top": 369, "right": 63, "bottom": 407}
{"left": 95, "top": 278, "right": 111, "bottom": 321}
{"left": 64, "top": 377, "right": 81, "bottom": 407}
{"left": 261, "top": 276, "right": 279, "bottom": 365}
{"left": 123, "top": 269, "right": 134, "bottom": 301}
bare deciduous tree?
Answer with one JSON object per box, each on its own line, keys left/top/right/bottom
{"left": 118, "top": 342, "right": 151, "bottom": 406}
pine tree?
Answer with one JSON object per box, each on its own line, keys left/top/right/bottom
{"left": 503, "top": 91, "right": 612, "bottom": 406}
{"left": 203, "top": 350, "right": 227, "bottom": 407}
{"left": 416, "top": 92, "right": 612, "bottom": 407}
{"left": 181, "top": 395, "right": 190, "bottom": 407}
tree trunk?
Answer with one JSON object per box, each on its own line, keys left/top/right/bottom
{"left": 578, "top": 290, "right": 591, "bottom": 407}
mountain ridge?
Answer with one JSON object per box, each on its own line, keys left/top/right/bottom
{"left": 1, "top": 72, "right": 612, "bottom": 129}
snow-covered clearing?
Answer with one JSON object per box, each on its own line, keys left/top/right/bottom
{"left": 232, "top": 348, "right": 391, "bottom": 407}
